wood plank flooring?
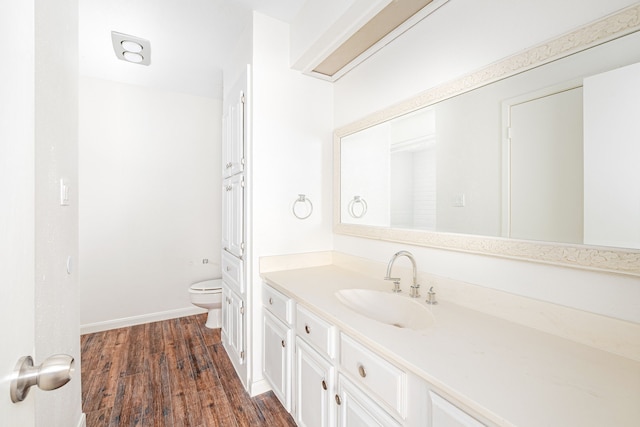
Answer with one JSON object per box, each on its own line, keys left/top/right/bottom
{"left": 81, "top": 314, "right": 296, "bottom": 427}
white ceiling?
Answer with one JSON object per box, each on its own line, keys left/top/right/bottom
{"left": 79, "top": 0, "right": 307, "bottom": 99}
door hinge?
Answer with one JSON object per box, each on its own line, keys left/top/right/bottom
{"left": 240, "top": 93, "right": 245, "bottom": 104}
{"left": 240, "top": 350, "right": 245, "bottom": 360}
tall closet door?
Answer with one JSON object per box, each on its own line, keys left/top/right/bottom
{"left": 222, "top": 91, "right": 245, "bottom": 179}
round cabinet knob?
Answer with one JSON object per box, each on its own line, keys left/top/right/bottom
{"left": 321, "top": 380, "right": 327, "bottom": 390}
{"left": 281, "top": 340, "right": 286, "bottom": 348}
{"left": 268, "top": 297, "right": 273, "bottom": 305}
{"left": 358, "top": 364, "right": 367, "bottom": 378}
{"left": 304, "top": 325, "right": 311, "bottom": 334}
{"left": 335, "top": 394, "right": 342, "bottom": 405}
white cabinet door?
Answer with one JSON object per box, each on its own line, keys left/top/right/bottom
{"left": 336, "top": 374, "right": 401, "bottom": 427}
{"left": 223, "top": 285, "right": 245, "bottom": 366}
{"left": 430, "top": 392, "right": 486, "bottom": 427}
{"left": 222, "top": 173, "right": 244, "bottom": 258}
{"left": 222, "top": 90, "right": 245, "bottom": 179}
{"left": 263, "top": 310, "right": 292, "bottom": 411}
{"left": 296, "top": 338, "right": 335, "bottom": 427}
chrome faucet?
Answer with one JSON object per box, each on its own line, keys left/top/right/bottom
{"left": 384, "top": 251, "right": 420, "bottom": 298}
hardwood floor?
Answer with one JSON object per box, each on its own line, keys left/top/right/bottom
{"left": 81, "top": 314, "right": 296, "bottom": 427}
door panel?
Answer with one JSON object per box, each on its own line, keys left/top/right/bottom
{"left": 1, "top": 2, "right": 36, "bottom": 425}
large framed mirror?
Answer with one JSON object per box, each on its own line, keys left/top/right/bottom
{"left": 334, "top": 5, "right": 640, "bottom": 276}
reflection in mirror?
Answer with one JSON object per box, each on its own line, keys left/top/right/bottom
{"left": 338, "top": 29, "right": 640, "bottom": 253}
{"left": 341, "top": 108, "right": 436, "bottom": 230}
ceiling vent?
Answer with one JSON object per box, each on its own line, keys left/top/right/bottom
{"left": 111, "top": 31, "right": 151, "bottom": 66}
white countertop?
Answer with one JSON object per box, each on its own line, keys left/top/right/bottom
{"left": 262, "top": 265, "right": 640, "bottom": 427}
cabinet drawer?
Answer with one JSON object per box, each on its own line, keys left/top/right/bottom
{"left": 340, "top": 333, "right": 407, "bottom": 420}
{"left": 222, "top": 250, "right": 243, "bottom": 294}
{"left": 263, "top": 283, "right": 293, "bottom": 325}
{"left": 296, "top": 305, "right": 336, "bottom": 359}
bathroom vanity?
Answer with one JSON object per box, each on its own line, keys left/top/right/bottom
{"left": 260, "top": 254, "right": 640, "bottom": 427}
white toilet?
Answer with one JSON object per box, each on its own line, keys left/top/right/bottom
{"left": 189, "top": 278, "right": 223, "bottom": 329}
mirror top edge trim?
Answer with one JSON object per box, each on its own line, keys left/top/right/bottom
{"left": 335, "top": 3, "right": 640, "bottom": 139}
{"left": 334, "top": 223, "right": 640, "bottom": 277}
{"left": 334, "top": 4, "right": 640, "bottom": 277}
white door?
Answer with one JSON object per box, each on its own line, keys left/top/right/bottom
{"left": 1, "top": 2, "right": 38, "bottom": 425}
{"left": 2, "top": 2, "right": 80, "bottom": 426}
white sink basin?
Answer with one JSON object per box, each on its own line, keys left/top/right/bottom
{"left": 335, "top": 289, "right": 434, "bottom": 331}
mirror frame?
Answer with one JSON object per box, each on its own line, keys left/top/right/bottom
{"left": 334, "top": 4, "right": 640, "bottom": 276}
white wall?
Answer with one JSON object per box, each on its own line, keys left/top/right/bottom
{"left": 79, "top": 77, "right": 221, "bottom": 328}
{"left": 251, "top": 13, "right": 334, "bottom": 258}
{"left": 332, "top": 0, "right": 640, "bottom": 323}
{"left": 249, "top": 12, "right": 334, "bottom": 388}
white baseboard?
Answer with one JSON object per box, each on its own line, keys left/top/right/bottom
{"left": 249, "top": 378, "right": 271, "bottom": 397}
{"left": 80, "top": 306, "right": 206, "bottom": 334}
{"left": 77, "top": 413, "right": 86, "bottom": 427}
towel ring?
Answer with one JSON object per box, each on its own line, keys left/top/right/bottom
{"left": 348, "top": 195, "right": 368, "bottom": 219}
{"left": 292, "top": 194, "right": 313, "bottom": 220}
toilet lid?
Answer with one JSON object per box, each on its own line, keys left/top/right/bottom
{"left": 190, "top": 278, "right": 222, "bottom": 291}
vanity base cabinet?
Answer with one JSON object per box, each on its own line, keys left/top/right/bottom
{"left": 261, "top": 282, "right": 488, "bottom": 427}
{"left": 263, "top": 309, "right": 292, "bottom": 411}
{"left": 336, "top": 374, "right": 402, "bottom": 427}
{"left": 295, "top": 338, "right": 335, "bottom": 427}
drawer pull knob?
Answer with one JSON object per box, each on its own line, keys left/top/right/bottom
{"left": 321, "top": 380, "right": 327, "bottom": 390}
{"left": 335, "top": 394, "right": 341, "bottom": 405}
{"left": 358, "top": 364, "right": 367, "bottom": 378}
{"left": 281, "top": 340, "right": 286, "bottom": 348}
{"left": 269, "top": 297, "right": 273, "bottom": 305}
{"left": 304, "top": 325, "right": 311, "bottom": 334}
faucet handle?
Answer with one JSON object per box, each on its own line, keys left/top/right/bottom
{"left": 384, "top": 277, "right": 402, "bottom": 293}
{"left": 426, "top": 286, "right": 438, "bottom": 305}
{"left": 392, "top": 281, "right": 402, "bottom": 293}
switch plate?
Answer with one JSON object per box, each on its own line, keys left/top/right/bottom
{"left": 60, "top": 179, "right": 70, "bottom": 206}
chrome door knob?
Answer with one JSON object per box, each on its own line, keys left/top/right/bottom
{"left": 10, "top": 354, "right": 74, "bottom": 403}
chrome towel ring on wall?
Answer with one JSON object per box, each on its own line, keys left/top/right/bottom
{"left": 348, "top": 195, "right": 368, "bottom": 218}
{"left": 292, "top": 194, "right": 313, "bottom": 220}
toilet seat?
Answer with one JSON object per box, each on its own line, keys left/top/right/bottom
{"left": 189, "top": 278, "right": 222, "bottom": 293}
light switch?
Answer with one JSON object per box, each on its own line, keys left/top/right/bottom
{"left": 60, "top": 179, "right": 70, "bottom": 206}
